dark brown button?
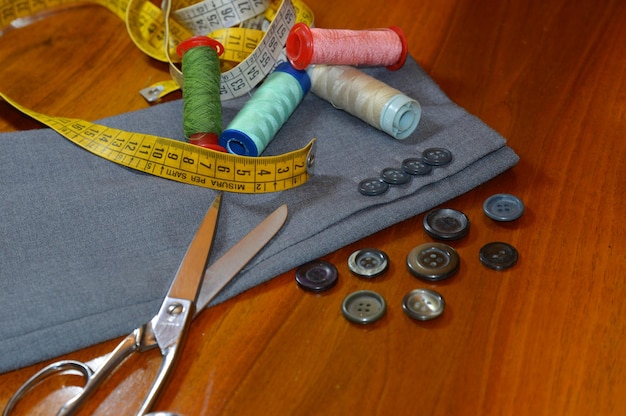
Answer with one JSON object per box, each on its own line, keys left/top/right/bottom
{"left": 423, "top": 208, "right": 470, "bottom": 241}
{"left": 406, "top": 242, "right": 460, "bottom": 281}
{"left": 479, "top": 242, "right": 518, "bottom": 270}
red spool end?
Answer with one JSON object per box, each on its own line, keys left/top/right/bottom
{"left": 386, "top": 26, "right": 408, "bottom": 71}
{"left": 286, "top": 22, "right": 314, "bottom": 70}
{"left": 189, "top": 132, "right": 227, "bottom": 152}
{"left": 177, "top": 36, "right": 225, "bottom": 57}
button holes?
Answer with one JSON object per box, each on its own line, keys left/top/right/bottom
{"left": 357, "top": 302, "right": 373, "bottom": 314}
{"left": 492, "top": 249, "right": 507, "bottom": 259}
{"left": 414, "top": 299, "right": 433, "bottom": 312}
{"left": 422, "top": 252, "right": 445, "bottom": 267}
{"left": 496, "top": 203, "right": 512, "bottom": 213}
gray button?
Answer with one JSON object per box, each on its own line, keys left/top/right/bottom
{"left": 402, "top": 289, "right": 445, "bottom": 320}
{"left": 348, "top": 248, "right": 389, "bottom": 278}
{"left": 358, "top": 177, "right": 389, "bottom": 196}
{"left": 479, "top": 242, "right": 519, "bottom": 270}
{"left": 380, "top": 167, "right": 411, "bottom": 185}
{"left": 423, "top": 208, "right": 470, "bottom": 241}
{"left": 341, "top": 290, "right": 387, "bottom": 324}
{"left": 406, "top": 242, "right": 460, "bottom": 281}
{"left": 422, "top": 147, "right": 453, "bottom": 166}
{"left": 483, "top": 193, "right": 525, "bottom": 221}
{"left": 295, "top": 260, "right": 338, "bottom": 292}
{"left": 401, "top": 157, "right": 433, "bottom": 175}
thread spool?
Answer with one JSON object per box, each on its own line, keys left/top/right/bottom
{"left": 219, "top": 62, "right": 311, "bottom": 156}
{"left": 308, "top": 65, "right": 421, "bottom": 140}
{"left": 286, "top": 23, "right": 408, "bottom": 70}
{"left": 176, "top": 36, "right": 227, "bottom": 152}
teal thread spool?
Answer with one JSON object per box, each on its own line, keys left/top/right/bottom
{"left": 176, "top": 36, "right": 227, "bottom": 152}
{"left": 219, "top": 62, "right": 311, "bottom": 156}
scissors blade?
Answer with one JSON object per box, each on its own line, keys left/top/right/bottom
{"left": 166, "top": 193, "right": 222, "bottom": 302}
{"left": 194, "top": 203, "right": 288, "bottom": 317}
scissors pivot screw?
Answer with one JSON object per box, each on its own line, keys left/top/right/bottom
{"left": 167, "top": 302, "right": 185, "bottom": 316}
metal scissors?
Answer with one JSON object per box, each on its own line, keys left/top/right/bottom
{"left": 4, "top": 193, "right": 288, "bottom": 416}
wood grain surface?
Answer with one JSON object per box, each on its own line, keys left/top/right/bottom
{"left": 1, "top": 0, "right": 625, "bottom": 414}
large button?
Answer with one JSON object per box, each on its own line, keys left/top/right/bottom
{"left": 422, "top": 147, "right": 453, "bottom": 166}
{"left": 483, "top": 193, "right": 525, "bottom": 221}
{"left": 406, "top": 242, "right": 460, "bottom": 281}
{"left": 479, "top": 242, "right": 519, "bottom": 270}
{"left": 341, "top": 290, "right": 387, "bottom": 324}
{"left": 402, "top": 289, "right": 445, "bottom": 321}
{"left": 348, "top": 248, "right": 389, "bottom": 278}
{"left": 423, "top": 208, "right": 470, "bottom": 241}
{"left": 295, "top": 260, "right": 338, "bottom": 292}
{"left": 380, "top": 167, "right": 411, "bottom": 185}
{"left": 358, "top": 177, "right": 389, "bottom": 196}
{"left": 401, "top": 157, "right": 433, "bottom": 176}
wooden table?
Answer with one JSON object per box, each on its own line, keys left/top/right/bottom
{"left": 2, "top": 0, "right": 625, "bottom": 414}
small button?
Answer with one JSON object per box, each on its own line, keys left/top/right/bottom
{"left": 401, "top": 157, "right": 433, "bottom": 176}
{"left": 380, "top": 167, "right": 411, "bottom": 185}
{"left": 341, "top": 290, "right": 387, "bottom": 324}
{"left": 402, "top": 289, "right": 445, "bottom": 320}
{"left": 348, "top": 248, "right": 389, "bottom": 278}
{"left": 423, "top": 208, "right": 470, "bottom": 241}
{"left": 358, "top": 177, "right": 389, "bottom": 196}
{"left": 422, "top": 147, "right": 453, "bottom": 166}
{"left": 295, "top": 260, "right": 338, "bottom": 292}
{"left": 406, "top": 242, "right": 460, "bottom": 281}
{"left": 483, "top": 193, "right": 525, "bottom": 221}
{"left": 479, "top": 242, "right": 519, "bottom": 270}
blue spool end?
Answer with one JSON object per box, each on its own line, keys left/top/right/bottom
{"left": 220, "top": 129, "right": 259, "bottom": 156}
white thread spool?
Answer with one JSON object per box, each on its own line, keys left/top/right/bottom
{"left": 307, "top": 65, "right": 421, "bottom": 139}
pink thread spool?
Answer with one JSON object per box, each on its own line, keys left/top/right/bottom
{"left": 286, "top": 23, "right": 408, "bottom": 70}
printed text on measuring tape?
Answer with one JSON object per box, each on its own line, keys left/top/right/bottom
{"left": 1, "top": 93, "right": 315, "bottom": 193}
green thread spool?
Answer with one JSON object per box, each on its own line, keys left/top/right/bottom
{"left": 177, "top": 36, "right": 226, "bottom": 152}
{"left": 219, "top": 62, "right": 311, "bottom": 156}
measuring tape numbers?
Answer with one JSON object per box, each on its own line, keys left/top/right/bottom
{"left": 1, "top": 93, "right": 315, "bottom": 193}
{"left": 173, "top": 0, "right": 271, "bottom": 35}
{"left": 1, "top": 0, "right": 316, "bottom": 193}
{"left": 164, "top": 0, "right": 312, "bottom": 101}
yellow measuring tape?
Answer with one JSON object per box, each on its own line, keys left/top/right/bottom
{"left": 1, "top": 93, "right": 315, "bottom": 193}
{"left": 0, "top": 0, "right": 317, "bottom": 193}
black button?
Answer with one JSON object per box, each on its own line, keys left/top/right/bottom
{"left": 358, "top": 177, "right": 389, "bottom": 196}
{"left": 295, "top": 260, "right": 338, "bottom": 292}
{"left": 348, "top": 248, "right": 389, "bottom": 278}
{"left": 423, "top": 208, "right": 470, "bottom": 241}
{"left": 380, "top": 167, "right": 411, "bottom": 185}
{"left": 483, "top": 193, "right": 525, "bottom": 221}
{"left": 422, "top": 148, "right": 453, "bottom": 166}
{"left": 341, "top": 290, "right": 387, "bottom": 324}
{"left": 402, "top": 289, "right": 445, "bottom": 320}
{"left": 479, "top": 242, "right": 518, "bottom": 270}
{"left": 406, "top": 242, "right": 460, "bottom": 281}
{"left": 401, "top": 157, "right": 433, "bottom": 176}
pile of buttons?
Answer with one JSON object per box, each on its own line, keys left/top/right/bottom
{"left": 295, "top": 193, "right": 525, "bottom": 325}
{"left": 358, "top": 147, "right": 453, "bottom": 196}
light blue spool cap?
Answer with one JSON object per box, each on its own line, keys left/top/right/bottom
{"left": 220, "top": 62, "right": 311, "bottom": 156}
{"left": 380, "top": 94, "right": 421, "bottom": 140}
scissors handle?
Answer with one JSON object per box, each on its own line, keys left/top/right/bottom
{"left": 3, "top": 328, "right": 143, "bottom": 416}
{"left": 2, "top": 360, "right": 92, "bottom": 416}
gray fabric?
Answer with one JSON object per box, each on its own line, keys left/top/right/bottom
{"left": 0, "top": 56, "right": 518, "bottom": 373}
